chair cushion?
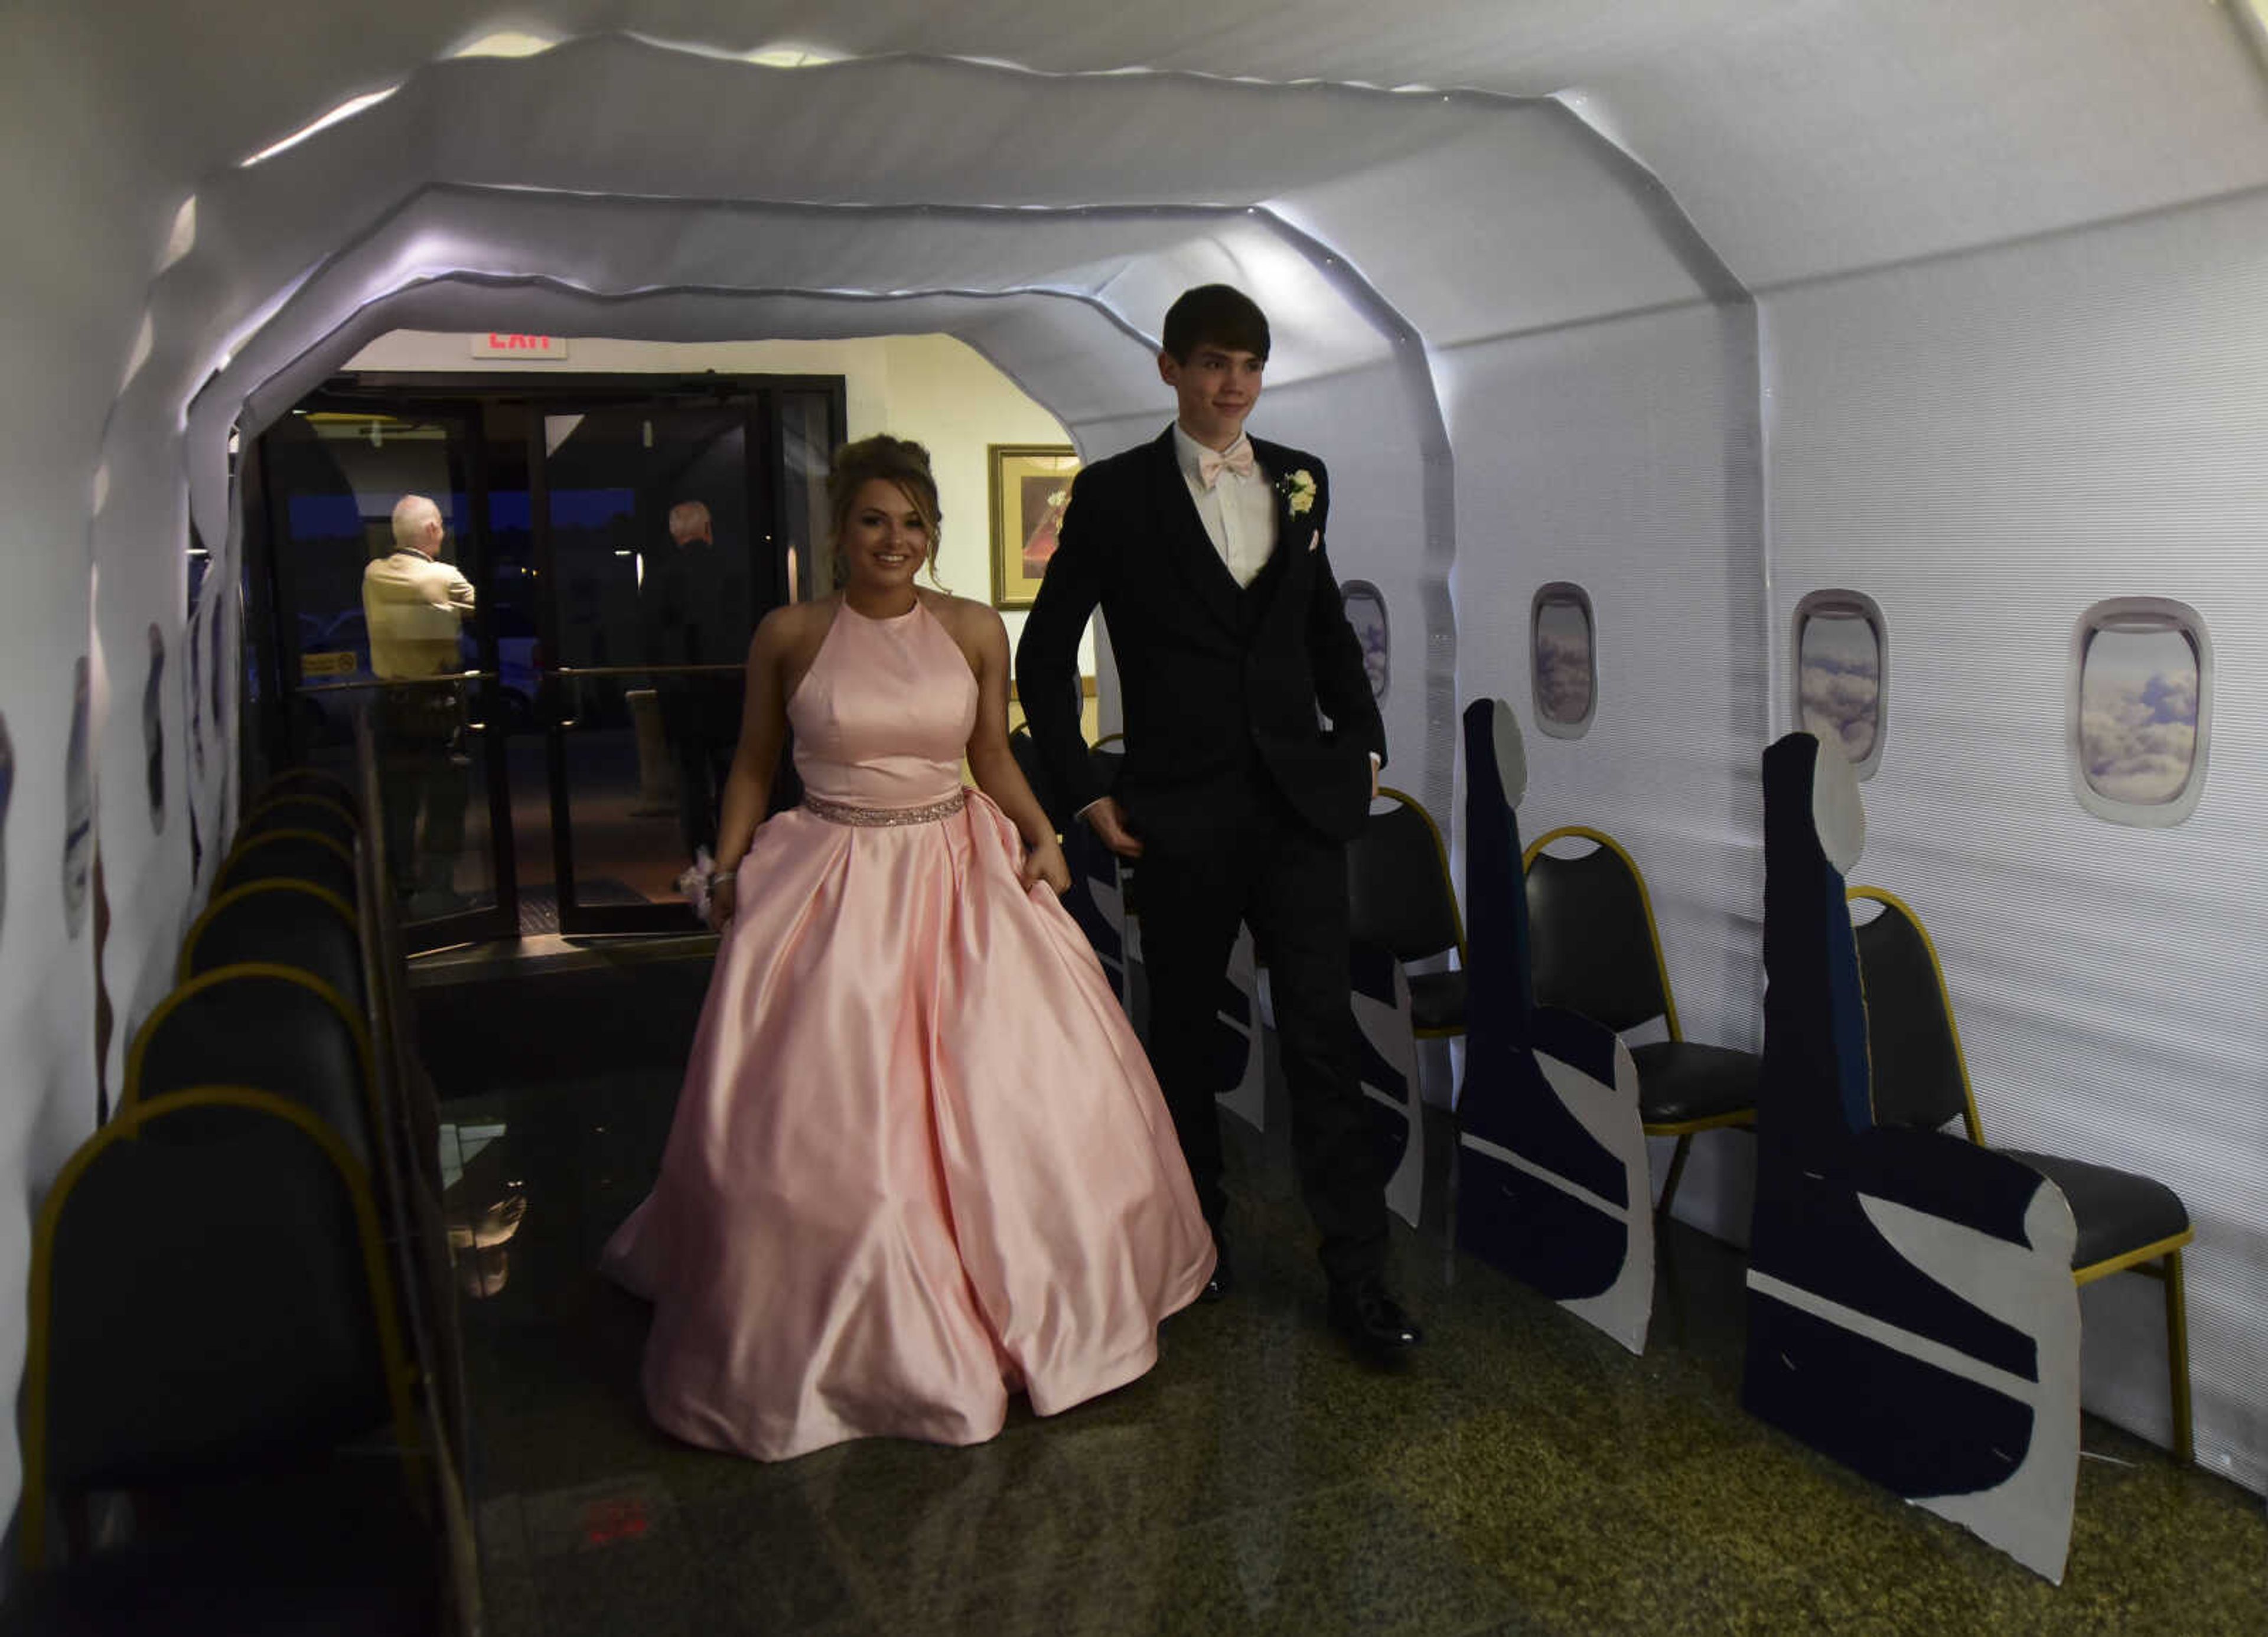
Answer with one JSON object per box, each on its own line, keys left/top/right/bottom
{"left": 1408, "top": 968, "right": 1466, "bottom": 1033}
{"left": 1997, "top": 1150, "right": 2190, "bottom": 1271}
{"left": 1630, "top": 1041, "right": 1760, "bottom": 1127}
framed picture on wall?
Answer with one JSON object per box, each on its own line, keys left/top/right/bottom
{"left": 989, "top": 445, "right": 1081, "bottom": 608}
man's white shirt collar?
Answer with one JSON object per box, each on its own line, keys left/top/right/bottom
{"left": 1172, "top": 422, "right": 1257, "bottom": 487}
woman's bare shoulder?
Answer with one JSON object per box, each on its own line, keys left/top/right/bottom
{"left": 920, "top": 590, "right": 1004, "bottom": 639}
{"left": 751, "top": 599, "right": 837, "bottom": 675}
{"left": 758, "top": 596, "right": 836, "bottom": 642}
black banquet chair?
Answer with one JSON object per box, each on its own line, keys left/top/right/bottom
{"left": 178, "top": 877, "right": 366, "bottom": 1011}
{"left": 250, "top": 765, "right": 360, "bottom": 810}
{"left": 1346, "top": 787, "right": 1466, "bottom": 1048}
{"left": 1849, "top": 884, "right": 2195, "bottom": 1462}
{"left": 125, "top": 964, "right": 376, "bottom": 1165}
{"left": 215, "top": 826, "right": 360, "bottom": 906}
{"left": 15, "top": 1087, "right": 434, "bottom": 1631}
{"left": 1522, "top": 825, "right": 1758, "bottom": 1219}
{"left": 240, "top": 790, "right": 362, "bottom": 851}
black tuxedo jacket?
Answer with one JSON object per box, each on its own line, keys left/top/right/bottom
{"left": 640, "top": 539, "right": 752, "bottom": 736}
{"left": 1015, "top": 427, "right": 1386, "bottom": 851}
{"left": 639, "top": 540, "right": 752, "bottom": 670}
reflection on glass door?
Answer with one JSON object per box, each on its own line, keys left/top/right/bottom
{"left": 778, "top": 389, "right": 837, "bottom": 604}
{"left": 252, "top": 374, "right": 845, "bottom": 949}
{"left": 260, "top": 407, "right": 513, "bottom": 950}
{"left": 534, "top": 403, "right": 768, "bottom": 934}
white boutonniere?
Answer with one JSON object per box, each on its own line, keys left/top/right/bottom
{"left": 1278, "top": 468, "right": 1317, "bottom": 517}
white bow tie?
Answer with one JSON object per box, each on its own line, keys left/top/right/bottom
{"left": 1196, "top": 439, "right": 1256, "bottom": 490}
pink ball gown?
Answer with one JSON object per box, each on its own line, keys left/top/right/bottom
{"left": 601, "top": 596, "right": 1215, "bottom": 1462}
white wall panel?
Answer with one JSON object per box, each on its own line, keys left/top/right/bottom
{"left": 0, "top": 3, "right": 131, "bottom": 1528}
{"left": 1249, "top": 363, "right": 1441, "bottom": 812}
{"left": 1766, "top": 185, "right": 2268, "bottom": 1492}
{"left": 1445, "top": 298, "right": 1767, "bottom": 1241}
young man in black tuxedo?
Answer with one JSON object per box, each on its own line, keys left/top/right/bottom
{"left": 1015, "top": 285, "right": 1420, "bottom": 1359}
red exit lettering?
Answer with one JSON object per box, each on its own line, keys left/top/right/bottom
{"left": 472, "top": 332, "right": 569, "bottom": 358}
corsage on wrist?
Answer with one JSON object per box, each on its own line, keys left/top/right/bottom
{"left": 679, "top": 846, "right": 725, "bottom": 925}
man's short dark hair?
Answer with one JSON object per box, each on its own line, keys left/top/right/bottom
{"left": 1161, "top": 285, "right": 1271, "bottom": 363}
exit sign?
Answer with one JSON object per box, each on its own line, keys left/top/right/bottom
{"left": 472, "top": 333, "right": 569, "bottom": 359}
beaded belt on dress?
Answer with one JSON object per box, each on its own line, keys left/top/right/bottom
{"left": 802, "top": 791, "right": 967, "bottom": 827}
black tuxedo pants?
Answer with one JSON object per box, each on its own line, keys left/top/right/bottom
{"left": 1134, "top": 778, "right": 1389, "bottom": 1289}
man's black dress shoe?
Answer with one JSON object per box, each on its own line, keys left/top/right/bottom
{"left": 1199, "top": 1234, "right": 1232, "bottom": 1302}
{"left": 1328, "top": 1280, "right": 1423, "bottom": 1359}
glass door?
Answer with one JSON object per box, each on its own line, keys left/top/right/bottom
{"left": 252, "top": 373, "right": 845, "bottom": 950}
{"left": 259, "top": 404, "right": 516, "bottom": 951}
{"left": 530, "top": 400, "right": 774, "bottom": 935}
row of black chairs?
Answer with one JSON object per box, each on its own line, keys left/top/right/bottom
{"left": 1345, "top": 736, "right": 2193, "bottom": 1487}
{"left": 11, "top": 744, "right": 478, "bottom": 1633}
{"left": 1347, "top": 804, "right": 1761, "bottom": 1220}
{"left": 1021, "top": 725, "right": 2191, "bottom": 1473}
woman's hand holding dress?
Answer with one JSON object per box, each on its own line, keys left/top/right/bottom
{"left": 1019, "top": 833, "right": 1071, "bottom": 896}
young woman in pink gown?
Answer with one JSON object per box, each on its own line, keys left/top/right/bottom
{"left": 602, "top": 436, "right": 1215, "bottom": 1462}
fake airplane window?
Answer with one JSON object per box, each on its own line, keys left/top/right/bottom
{"left": 2072, "top": 598, "right": 2211, "bottom": 827}
{"left": 1341, "top": 580, "right": 1389, "bottom": 702}
{"left": 1531, "top": 583, "right": 1595, "bottom": 739}
{"left": 1794, "top": 591, "right": 1886, "bottom": 780}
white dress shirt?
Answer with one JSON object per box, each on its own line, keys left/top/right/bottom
{"left": 1173, "top": 423, "right": 1278, "bottom": 589}
{"left": 363, "top": 546, "right": 475, "bottom": 679}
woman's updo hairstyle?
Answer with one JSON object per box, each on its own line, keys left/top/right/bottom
{"left": 826, "top": 436, "right": 943, "bottom": 569}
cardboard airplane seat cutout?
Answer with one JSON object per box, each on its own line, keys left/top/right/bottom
{"left": 1454, "top": 698, "right": 1651, "bottom": 1354}
{"left": 1349, "top": 938, "right": 1425, "bottom": 1228}
{"left": 1743, "top": 731, "right": 2080, "bottom": 1584}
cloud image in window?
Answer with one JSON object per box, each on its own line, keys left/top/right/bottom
{"left": 1798, "top": 609, "right": 1881, "bottom": 765}
{"left": 1341, "top": 581, "right": 1389, "bottom": 702}
{"left": 2079, "top": 624, "right": 2198, "bottom": 806}
{"left": 1534, "top": 598, "right": 1592, "bottom": 724}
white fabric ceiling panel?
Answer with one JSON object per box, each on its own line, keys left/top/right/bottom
{"left": 1275, "top": 102, "right": 1709, "bottom": 347}
{"left": 31, "top": 4, "right": 2268, "bottom": 340}
{"left": 154, "top": 28, "right": 1706, "bottom": 403}
{"left": 425, "top": 38, "right": 1478, "bottom": 208}
{"left": 1585, "top": 0, "right": 2268, "bottom": 289}
{"left": 1764, "top": 184, "right": 2268, "bottom": 1492}
{"left": 174, "top": 175, "right": 1392, "bottom": 394}
{"left": 946, "top": 302, "right": 1163, "bottom": 430}
{"left": 167, "top": 188, "right": 1409, "bottom": 544}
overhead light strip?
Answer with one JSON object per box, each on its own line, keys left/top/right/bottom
{"left": 240, "top": 87, "right": 400, "bottom": 168}
{"left": 449, "top": 30, "right": 561, "bottom": 60}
